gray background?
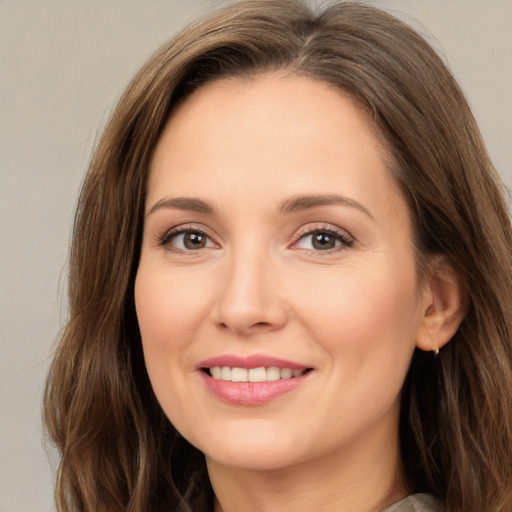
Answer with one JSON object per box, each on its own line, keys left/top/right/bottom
{"left": 1, "top": 1, "right": 510, "bottom": 510}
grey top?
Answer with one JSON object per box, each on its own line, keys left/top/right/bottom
{"left": 381, "top": 493, "right": 441, "bottom": 512}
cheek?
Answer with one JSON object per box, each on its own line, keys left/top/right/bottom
{"left": 134, "top": 265, "right": 210, "bottom": 352}
{"left": 292, "top": 262, "right": 421, "bottom": 361}
{"left": 133, "top": 264, "right": 208, "bottom": 423}
{"left": 134, "top": 264, "right": 207, "bottom": 426}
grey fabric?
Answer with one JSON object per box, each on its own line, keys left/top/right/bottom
{"left": 381, "top": 493, "right": 441, "bottom": 512}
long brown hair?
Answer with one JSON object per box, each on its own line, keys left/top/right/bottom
{"left": 44, "top": 1, "right": 512, "bottom": 510}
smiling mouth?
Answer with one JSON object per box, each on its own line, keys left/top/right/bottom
{"left": 203, "top": 366, "right": 313, "bottom": 382}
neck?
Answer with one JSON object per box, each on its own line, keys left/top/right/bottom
{"left": 207, "top": 422, "right": 407, "bottom": 512}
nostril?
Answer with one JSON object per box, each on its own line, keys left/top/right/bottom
{"left": 252, "top": 321, "right": 271, "bottom": 328}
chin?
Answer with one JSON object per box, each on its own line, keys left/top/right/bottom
{"left": 205, "top": 446, "right": 303, "bottom": 472}
{"left": 186, "top": 421, "right": 310, "bottom": 472}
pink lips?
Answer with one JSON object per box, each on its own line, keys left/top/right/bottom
{"left": 198, "top": 354, "right": 306, "bottom": 370}
{"left": 197, "top": 354, "right": 312, "bottom": 406}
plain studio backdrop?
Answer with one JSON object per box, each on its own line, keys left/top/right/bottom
{"left": 0, "top": 1, "right": 510, "bottom": 510}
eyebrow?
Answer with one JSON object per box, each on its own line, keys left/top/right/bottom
{"left": 147, "top": 193, "right": 373, "bottom": 219}
{"left": 279, "top": 194, "right": 374, "bottom": 219}
{"left": 147, "top": 197, "right": 215, "bottom": 216}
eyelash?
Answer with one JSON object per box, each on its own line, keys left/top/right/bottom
{"left": 292, "top": 225, "right": 354, "bottom": 255}
{"left": 157, "top": 224, "right": 216, "bottom": 254}
{"left": 157, "top": 224, "right": 354, "bottom": 255}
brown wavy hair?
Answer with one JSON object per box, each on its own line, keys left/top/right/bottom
{"left": 43, "top": 1, "right": 512, "bottom": 511}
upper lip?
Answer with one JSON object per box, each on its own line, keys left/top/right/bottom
{"left": 197, "top": 354, "right": 310, "bottom": 370}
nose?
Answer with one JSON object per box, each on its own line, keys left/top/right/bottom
{"left": 210, "top": 248, "right": 288, "bottom": 336}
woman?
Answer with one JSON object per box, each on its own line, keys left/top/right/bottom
{"left": 43, "top": 1, "right": 512, "bottom": 511}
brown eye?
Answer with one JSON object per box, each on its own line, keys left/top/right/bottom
{"left": 311, "top": 232, "right": 337, "bottom": 250}
{"left": 183, "top": 231, "right": 207, "bottom": 249}
{"left": 161, "top": 229, "right": 216, "bottom": 252}
{"left": 293, "top": 227, "right": 354, "bottom": 253}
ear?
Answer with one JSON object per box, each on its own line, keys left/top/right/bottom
{"left": 416, "top": 255, "right": 468, "bottom": 352}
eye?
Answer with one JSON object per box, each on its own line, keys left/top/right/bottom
{"left": 293, "top": 227, "right": 353, "bottom": 252}
{"left": 159, "top": 227, "right": 217, "bottom": 252}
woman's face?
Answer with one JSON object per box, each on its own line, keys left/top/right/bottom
{"left": 135, "top": 75, "right": 431, "bottom": 472}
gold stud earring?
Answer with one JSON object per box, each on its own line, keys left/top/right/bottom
{"left": 432, "top": 347, "right": 440, "bottom": 356}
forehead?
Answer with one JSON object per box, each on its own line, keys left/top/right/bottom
{"left": 159, "top": 73, "right": 379, "bottom": 150}
{"left": 148, "top": 74, "right": 404, "bottom": 221}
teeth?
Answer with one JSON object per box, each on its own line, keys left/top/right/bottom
{"left": 280, "top": 368, "right": 293, "bottom": 379}
{"left": 267, "top": 367, "right": 281, "bottom": 381}
{"left": 231, "top": 367, "right": 248, "bottom": 382}
{"left": 248, "top": 367, "right": 266, "bottom": 382}
{"left": 210, "top": 366, "right": 307, "bottom": 382}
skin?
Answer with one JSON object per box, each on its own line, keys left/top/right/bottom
{"left": 135, "top": 74, "right": 462, "bottom": 512}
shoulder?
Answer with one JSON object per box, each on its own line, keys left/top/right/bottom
{"left": 381, "top": 493, "right": 442, "bottom": 512}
